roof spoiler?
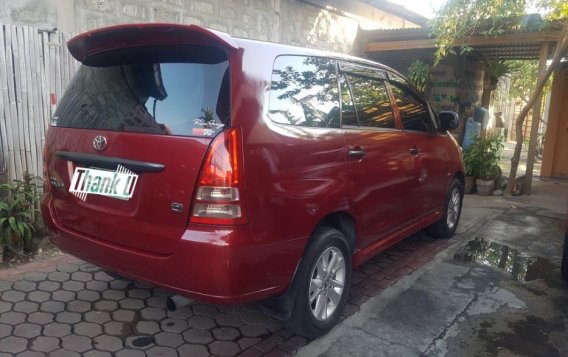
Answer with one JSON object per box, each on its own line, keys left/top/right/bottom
{"left": 67, "top": 23, "right": 239, "bottom": 62}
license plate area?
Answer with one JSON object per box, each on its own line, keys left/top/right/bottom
{"left": 69, "top": 165, "right": 139, "bottom": 201}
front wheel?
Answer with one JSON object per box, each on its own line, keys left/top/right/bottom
{"left": 285, "top": 227, "right": 352, "bottom": 338}
{"left": 427, "top": 178, "right": 464, "bottom": 238}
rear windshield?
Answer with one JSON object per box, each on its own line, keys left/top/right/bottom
{"left": 52, "top": 46, "right": 230, "bottom": 137}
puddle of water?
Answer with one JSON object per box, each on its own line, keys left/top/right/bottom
{"left": 454, "top": 237, "right": 555, "bottom": 283}
{"left": 482, "top": 315, "right": 563, "bottom": 357}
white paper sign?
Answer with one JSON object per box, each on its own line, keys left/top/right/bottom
{"left": 69, "top": 165, "right": 138, "bottom": 201}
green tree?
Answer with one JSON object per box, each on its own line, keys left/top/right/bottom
{"left": 432, "top": 0, "right": 568, "bottom": 195}
{"left": 431, "top": 0, "right": 527, "bottom": 63}
{"left": 508, "top": 60, "right": 552, "bottom": 103}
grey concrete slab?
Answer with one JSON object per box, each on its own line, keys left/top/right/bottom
{"left": 299, "top": 183, "right": 568, "bottom": 357}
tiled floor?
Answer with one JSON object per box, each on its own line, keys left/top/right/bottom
{"left": 0, "top": 233, "right": 458, "bottom": 356}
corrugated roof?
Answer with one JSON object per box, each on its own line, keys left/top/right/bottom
{"left": 360, "top": 14, "right": 565, "bottom": 60}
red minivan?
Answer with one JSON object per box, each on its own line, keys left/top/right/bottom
{"left": 42, "top": 23, "right": 464, "bottom": 337}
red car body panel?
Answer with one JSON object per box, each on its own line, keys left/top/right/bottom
{"left": 343, "top": 128, "right": 414, "bottom": 248}
{"left": 42, "top": 24, "right": 464, "bottom": 304}
{"left": 45, "top": 127, "right": 210, "bottom": 255}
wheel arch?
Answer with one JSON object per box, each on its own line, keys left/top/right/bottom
{"left": 261, "top": 210, "right": 357, "bottom": 321}
{"left": 453, "top": 170, "right": 465, "bottom": 186}
{"left": 314, "top": 211, "right": 357, "bottom": 254}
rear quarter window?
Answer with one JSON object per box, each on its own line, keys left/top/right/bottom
{"left": 53, "top": 46, "right": 230, "bottom": 138}
{"left": 268, "top": 56, "right": 340, "bottom": 128}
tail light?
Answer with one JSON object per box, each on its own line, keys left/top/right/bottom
{"left": 190, "top": 127, "right": 247, "bottom": 225}
{"left": 50, "top": 93, "right": 57, "bottom": 118}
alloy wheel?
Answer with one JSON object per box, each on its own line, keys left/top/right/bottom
{"left": 308, "top": 246, "right": 346, "bottom": 321}
{"left": 447, "top": 187, "right": 461, "bottom": 230}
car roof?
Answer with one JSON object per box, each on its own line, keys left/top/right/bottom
{"left": 234, "top": 37, "right": 401, "bottom": 75}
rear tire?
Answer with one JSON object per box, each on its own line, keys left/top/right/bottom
{"left": 562, "top": 232, "right": 568, "bottom": 282}
{"left": 285, "top": 227, "right": 352, "bottom": 339}
{"left": 427, "top": 178, "right": 464, "bottom": 238}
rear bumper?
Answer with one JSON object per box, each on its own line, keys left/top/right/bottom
{"left": 41, "top": 195, "right": 305, "bottom": 304}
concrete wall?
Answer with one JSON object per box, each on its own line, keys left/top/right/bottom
{"left": 0, "top": 0, "right": 418, "bottom": 54}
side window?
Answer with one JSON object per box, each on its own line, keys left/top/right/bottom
{"left": 339, "top": 74, "right": 358, "bottom": 126}
{"left": 268, "top": 56, "right": 340, "bottom": 128}
{"left": 389, "top": 78, "right": 435, "bottom": 132}
{"left": 345, "top": 74, "right": 395, "bottom": 129}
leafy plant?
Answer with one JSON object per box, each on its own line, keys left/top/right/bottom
{"left": 0, "top": 173, "right": 43, "bottom": 255}
{"left": 463, "top": 134, "right": 504, "bottom": 180}
{"left": 483, "top": 60, "right": 520, "bottom": 87}
{"left": 407, "top": 60, "right": 431, "bottom": 94}
{"left": 462, "top": 148, "right": 477, "bottom": 177}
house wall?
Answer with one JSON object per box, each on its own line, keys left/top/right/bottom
{"left": 0, "top": 0, "right": 418, "bottom": 54}
{"left": 541, "top": 63, "right": 568, "bottom": 178}
{"left": 429, "top": 56, "right": 485, "bottom": 115}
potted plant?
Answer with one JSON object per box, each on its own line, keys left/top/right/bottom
{"left": 467, "top": 134, "right": 504, "bottom": 196}
{"left": 462, "top": 147, "right": 478, "bottom": 193}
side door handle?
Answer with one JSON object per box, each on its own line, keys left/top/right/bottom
{"left": 348, "top": 149, "right": 366, "bottom": 159}
{"left": 409, "top": 146, "right": 420, "bottom": 155}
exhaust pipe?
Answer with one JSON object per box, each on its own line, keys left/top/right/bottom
{"left": 166, "top": 295, "right": 193, "bottom": 311}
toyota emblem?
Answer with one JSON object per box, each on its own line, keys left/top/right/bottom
{"left": 93, "top": 136, "right": 108, "bottom": 151}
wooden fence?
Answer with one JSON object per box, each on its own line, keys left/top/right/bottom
{"left": 0, "top": 24, "right": 79, "bottom": 183}
{"left": 506, "top": 101, "right": 546, "bottom": 144}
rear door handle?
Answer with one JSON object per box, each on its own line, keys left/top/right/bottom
{"left": 409, "top": 146, "right": 420, "bottom": 155}
{"left": 348, "top": 150, "right": 366, "bottom": 159}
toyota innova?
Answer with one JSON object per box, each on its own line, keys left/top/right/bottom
{"left": 42, "top": 23, "right": 464, "bottom": 337}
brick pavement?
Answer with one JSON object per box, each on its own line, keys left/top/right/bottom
{"left": 0, "top": 233, "right": 458, "bottom": 356}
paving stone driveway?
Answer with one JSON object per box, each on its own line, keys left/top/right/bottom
{"left": 0, "top": 234, "right": 457, "bottom": 356}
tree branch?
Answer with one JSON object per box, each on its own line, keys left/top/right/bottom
{"left": 506, "top": 22, "right": 568, "bottom": 195}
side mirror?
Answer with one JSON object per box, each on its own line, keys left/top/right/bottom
{"left": 439, "top": 111, "right": 459, "bottom": 131}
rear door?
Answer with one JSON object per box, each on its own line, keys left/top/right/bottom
{"left": 387, "top": 74, "right": 449, "bottom": 217}
{"left": 339, "top": 63, "right": 413, "bottom": 248}
{"left": 45, "top": 44, "right": 231, "bottom": 255}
